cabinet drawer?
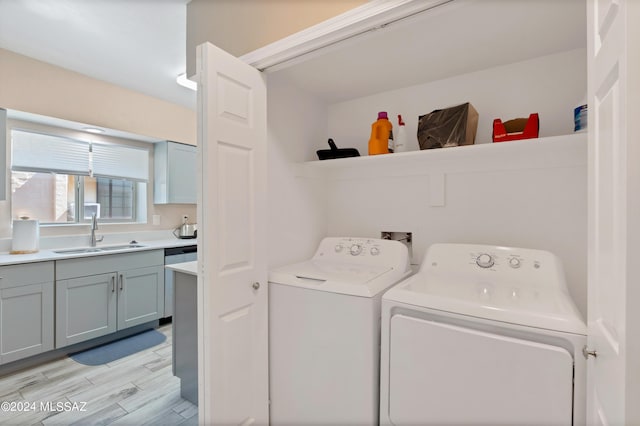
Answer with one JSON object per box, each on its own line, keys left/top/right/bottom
{"left": 0, "top": 261, "right": 54, "bottom": 289}
{"left": 56, "top": 250, "right": 164, "bottom": 280}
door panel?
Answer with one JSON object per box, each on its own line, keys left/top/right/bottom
{"left": 587, "top": 0, "right": 640, "bottom": 424}
{"left": 197, "top": 42, "right": 268, "bottom": 425}
{"left": 218, "top": 143, "right": 252, "bottom": 273}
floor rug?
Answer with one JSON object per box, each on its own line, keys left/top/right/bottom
{"left": 70, "top": 329, "right": 167, "bottom": 366}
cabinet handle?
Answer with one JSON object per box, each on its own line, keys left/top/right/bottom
{"left": 111, "top": 276, "right": 115, "bottom": 293}
{"left": 119, "top": 274, "right": 124, "bottom": 291}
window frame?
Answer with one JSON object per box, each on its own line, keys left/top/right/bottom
{"left": 8, "top": 119, "right": 149, "bottom": 226}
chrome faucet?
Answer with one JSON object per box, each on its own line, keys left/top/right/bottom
{"left": 90, "top": 213, "right": 104, "bottom": 247}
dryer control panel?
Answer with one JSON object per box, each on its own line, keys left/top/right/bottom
{"left": 313, "top": 237, "right": 410, "bottom": 269}
{"left": 420, "top": 243, "right": 566, "bottom": 291}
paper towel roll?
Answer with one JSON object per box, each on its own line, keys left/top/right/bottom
{"left": 11, "top": 219, "right": 40, "bottom": 254}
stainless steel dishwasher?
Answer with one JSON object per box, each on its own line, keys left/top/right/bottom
{"left": 164, "top": 245, "right": 197, "bottom": 318}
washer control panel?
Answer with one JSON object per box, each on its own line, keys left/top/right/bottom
{"left": 315, "top": 237, "right": 409, "bottom": 268}
{"left": 329, "top": 238, "right": 385, "bottom": 257}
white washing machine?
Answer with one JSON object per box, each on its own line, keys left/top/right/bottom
{"left": 380, "top": 243, "right": 587, "bottom": 426}
{"left": 269, "top": 237, "right": 411, "bottom": 426}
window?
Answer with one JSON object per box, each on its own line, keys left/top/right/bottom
{"left": 11, "top": 129, "right": 148, "bottom": 224}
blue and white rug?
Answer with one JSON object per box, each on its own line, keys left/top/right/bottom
{"left": 70, "top": 329, "right": 167, "bottom": 366}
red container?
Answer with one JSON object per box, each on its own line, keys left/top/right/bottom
{"left": 492, "top": 113, "right": 539, "bottom": 142}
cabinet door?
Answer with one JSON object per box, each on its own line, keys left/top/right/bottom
{"left": 167, "top": 142, "right": 197, "bottom": 204}
{"left": 56, "top": 273, "right": 117, "bottom": 347}
{"left": 117, "top": 266, "right": 164, "bottom": 330}
{"left": 0, "top": 282, "right": 53, "bottom": 364}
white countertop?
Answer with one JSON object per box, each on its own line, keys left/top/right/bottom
{"left": 0, "top": 238, "right": 197, "bottom": 266}
{"left": 166, "top": 261, "right": 197, "bottom": 276}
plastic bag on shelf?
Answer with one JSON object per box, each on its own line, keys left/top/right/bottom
{"left": 417, "top": 102, "right": 478, "bottom": 149}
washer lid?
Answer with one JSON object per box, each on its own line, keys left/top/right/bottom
{"left": 269, "top": 259, "right": 398, "bottom": 297}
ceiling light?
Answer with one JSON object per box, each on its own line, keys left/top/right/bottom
{"left": 83, "top": 127, "right": 105, "bottom": 134}
{"left": 177, "top": 73, "right": 197, "bottom": 91}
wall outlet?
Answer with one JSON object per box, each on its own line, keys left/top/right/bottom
{"left": 381, "top": 231, "right": 413, "bottom": 259}
{"left": 152, "top": 215, "right": 161, "bottom": 226}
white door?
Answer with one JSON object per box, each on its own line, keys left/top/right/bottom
{"left": 587, "top": 0, "right": 640, "bottom": 424}
{"left": 196, "top": 42, "right": 268, "bottom": 425}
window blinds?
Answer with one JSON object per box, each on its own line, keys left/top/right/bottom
{"left": 12, "top": 130, "right": 90, "bottom": 175}
{"left": 11, "top": 130, "right": 149, "bottom": 182}
{"left": 92, "top": 142, "right": 149, "bottom": 181}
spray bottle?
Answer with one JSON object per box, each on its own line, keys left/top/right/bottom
{"left": 393, "top": 115, "right": 408, "bottom": 152}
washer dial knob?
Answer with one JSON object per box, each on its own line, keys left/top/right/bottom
{"left": 350, "top": 244, "right": 362, "bottom": 256}
{"left": 509, "top": 257, "right": 521, "bottom": 269}
{"left": 370, "top": 247, "right": 380, "bottom": 256}
{"left": 334, "top": 245, "right": 343, "bottom": 253}
{"left": 476, "top": 253, "right": 494, "bottom": 268}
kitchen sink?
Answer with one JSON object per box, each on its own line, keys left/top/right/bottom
{"left": 53, "top": 247, "right": 104, "bottom": 254}
{"left": 100, "top": 244, "right": 146, "bottom": 251}
{"left": 53, "top": 244, "right": 146, "bottom": 254}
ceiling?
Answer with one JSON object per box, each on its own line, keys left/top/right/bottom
{"left": 269, "top": 0, "right": 587, "bottom": 104}
{"left": 0, "top": 0, "right": 587, "bottom": 111}
{"left": 0, "top": 0, "right": 196, "bottom": 110}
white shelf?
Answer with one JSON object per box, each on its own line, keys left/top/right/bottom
{"left": 296, "top": 133, "right": 587, "bottom": 180}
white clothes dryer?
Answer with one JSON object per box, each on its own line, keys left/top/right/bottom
{"left": 269, "top": 237, "right": 411, "bottom": 426}
{"left": 380, "top": 243, "right": 587, "bottom": 426}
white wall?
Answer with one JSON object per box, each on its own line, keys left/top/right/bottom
{"left": 265, "top": 49, "right": 588, "bottom": 316}
{"left": 323, "top": 143, "right": 587, "bottom": 315}
{"left": 0, "top": 48, "right": 197, "bottom": 239}
{"left": 322, "top": 49, "right": 588, "bottom": 316}
{"left": 327, "top": 49, "right": 587, "bottom": 156}
{"left": 267, "top": 73, "right": 329, "bottom": 268}
{"left": 186, "top": 0, "right": 366, "bottom": 75}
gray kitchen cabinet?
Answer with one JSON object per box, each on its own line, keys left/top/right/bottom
{"left": 117, "top": 266, "right": 165, "bottom": 330}
{"left": 56, "top": 250, "right": 164, "bottom": 348}
{"left": 0, "top": 261, "right": 54, "bottom": 364}
{"left": 55, "top": 273, "right": 117, "bottom": 347}
{"left": 154, "top": 140, "right": 197, "bottom": 204}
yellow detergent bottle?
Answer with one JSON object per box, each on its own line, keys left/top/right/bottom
{"left": 368, "top": 111, "right": 393, "bottom": 155}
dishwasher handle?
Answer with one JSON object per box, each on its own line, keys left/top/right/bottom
{"left": 164, "top": 245, "right": 197, "bottom": 256}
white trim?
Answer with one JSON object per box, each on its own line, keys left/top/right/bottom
{"left": 239, "top": 0, "right": 454, "bottom": 72}
{"left": 296, "top": 133, "right": 587, "bottom": 179}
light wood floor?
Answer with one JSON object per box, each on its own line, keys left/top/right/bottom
{"left": 0, "top": 324, "right": 198, "bottom": 425}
